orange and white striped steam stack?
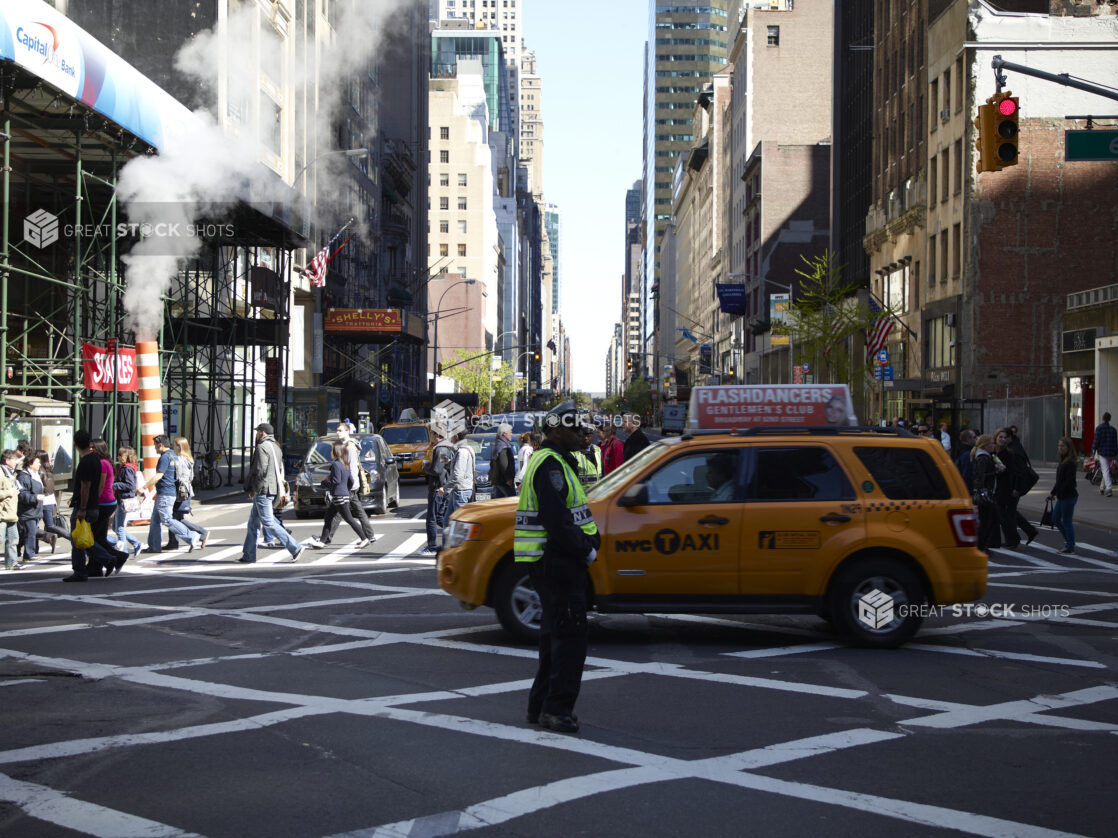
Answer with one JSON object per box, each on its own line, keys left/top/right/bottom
{"left": 135, "top": 340, "right": 165, "bottom": 477}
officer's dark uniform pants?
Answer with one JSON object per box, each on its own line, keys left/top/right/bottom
{"left": 527, "top": 557, "right": 589, "bottom": 717}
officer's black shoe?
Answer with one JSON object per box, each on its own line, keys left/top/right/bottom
{"left": 538, "top": 712, "right": 579, "bottom": 734}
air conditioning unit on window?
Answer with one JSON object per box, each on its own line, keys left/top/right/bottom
{"left": 940, "top": 108, "right": 951, "bottom": 122}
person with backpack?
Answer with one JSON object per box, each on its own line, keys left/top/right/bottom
{"left": 447, "top": 431, "right": 476, "bottom": 517}
{"left": 419, "top": 432, "right": 457, "bottom": 556}
{"left": 335, "top": 423, "right": 377, "bottom": 544}
{"left": 307, "top": 441, "right": 371, "bottom": 550}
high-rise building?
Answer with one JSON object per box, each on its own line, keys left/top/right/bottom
{"left": 544, "top": 205, "right": 560, "bottom": 316}
{"left": 432, "top": 0, "right": 522, "bottom": 153}
{"left": 642, "top": 1, "right": 729, "bottom": 371}
{"left": 520, "top": 47, "right": 544, "bottom": 197}
{"left": 428, "top": 67, "right": 500, "bottom": 352}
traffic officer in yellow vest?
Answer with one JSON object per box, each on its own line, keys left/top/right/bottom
{"left": 574, "top": 424, "right": 602, "bottom": 486}
{"left": 514, "top": 401, "right": 601, "bottom": 734}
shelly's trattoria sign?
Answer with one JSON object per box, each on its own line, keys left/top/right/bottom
{"left": 324, "top": 308, "right": 402, "bottom": 334}
{"left": 81, "top": 342, "right": 138, "bottom": 391}
{"left": 687, "top": 384, "right": 858, "bottom": 430}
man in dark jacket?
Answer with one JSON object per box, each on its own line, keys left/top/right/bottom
{"left": 238, "top": 424, "right": 304, "bottom": 564}
{"left": 621, "top": 414, "right": 650, "bottom": 462}
{"left": 1091, "top": 412, "right": 1117, "bottom": 497}
{"left": 419, "top": 433, "right": 456, "bottom": 556}
{"left": 490, "top": 423, "right": 516, "bottom": 498}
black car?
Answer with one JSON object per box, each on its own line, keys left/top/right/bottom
{"left": 292, "top": 433, "right": 400, "bottom": 518}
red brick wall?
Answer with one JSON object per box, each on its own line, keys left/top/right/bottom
{"left": 966, "top": 120, "right": 1118, "bottom": 399}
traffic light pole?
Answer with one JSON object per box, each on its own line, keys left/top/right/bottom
{"left": 991, "top": 56, "right": 1118, "bottom": 102}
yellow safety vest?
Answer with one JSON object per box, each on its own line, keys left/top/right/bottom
{"left": 574, "top": 445, "right": 602, "bottom": 485}
{"left": 514, "top": 448, "right": 598, "bottom": 563}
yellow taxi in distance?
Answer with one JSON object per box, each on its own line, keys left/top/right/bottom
{"left": 437, "top": 421, "right": 987, "bottom": 649}
{"left": 379, "top": 421, "right": 436, "bottom": 478}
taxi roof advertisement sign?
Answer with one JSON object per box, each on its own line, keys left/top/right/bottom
{"left": 688, "top": 384, "right": 858, "bottom": 430}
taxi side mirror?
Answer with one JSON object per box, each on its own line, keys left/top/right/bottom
{"left": 618, "top": 482, "right": 649, "bottom": 507}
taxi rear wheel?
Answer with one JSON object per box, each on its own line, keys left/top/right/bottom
{"left": 494, "top": 562, "right": 541, "bottom": 643}
{"left": 828, "top": 558, "right": 927, "bottom": 649}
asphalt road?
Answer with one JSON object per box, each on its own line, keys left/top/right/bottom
{"left": 0, "top": 477, "right": 1115, "bottom": 837}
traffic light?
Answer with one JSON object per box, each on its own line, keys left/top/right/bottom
{"left": 436, "top": 362, "right": 443, "bottom": 375}
{"left": 975, "top": 92, "right": 1019, "bottom": 173}
{"left": 532, "top": 349, "right": 540, "bottom": 363}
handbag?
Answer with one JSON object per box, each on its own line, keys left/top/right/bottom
{"left": 972, "top": 487, "right": 996, "bottom": 509}
{"left": 72, "top": 518, "right": 94, "bottom": 550}
{"left": 1019, "top": 463, "right": 1040, "bottom": 495}
{"left": 122, "top": 497, "right": 140, "bottom": 513}
{"left": 1040, "top": 497, "right": 1055, "bottom": 528}
{"left": 176, "top": 481, "right": 190, "bottom": 502}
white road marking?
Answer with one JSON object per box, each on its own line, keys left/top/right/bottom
{"left": 908, "top": 643, "right": 1106, "bottom": 669}
{"left": 726, "top": 642, "right": 843, "bottom": 659}
{"left": 0, "top": 771, "right": 201, "bottom": 837}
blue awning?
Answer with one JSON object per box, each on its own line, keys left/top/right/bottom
{"left": 0, "top": 0, "right": 193, "bottom": 150}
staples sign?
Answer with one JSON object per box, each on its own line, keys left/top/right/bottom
{"left": 81, "top": 342, "right": 138, "bottom": 392}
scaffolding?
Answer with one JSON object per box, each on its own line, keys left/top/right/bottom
{"left": 0, "top": 62, "right": 299, "bottom": 486}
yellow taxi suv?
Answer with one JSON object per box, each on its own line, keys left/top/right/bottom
{"left": 437, "top": 386, "right": 986, "bottom": 649}
{"left": 379, "top": 421, "right": 436, "bottom": 479}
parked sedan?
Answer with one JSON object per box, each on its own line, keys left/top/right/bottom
{"left": 292, "top": 433, "right": 400, "bottom": 518}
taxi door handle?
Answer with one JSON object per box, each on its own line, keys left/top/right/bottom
{"left": 820, "top": 514, "right": 851, "bottom": 524}
{"left": 698, "top": 516, "right": 729, "bottom": 526}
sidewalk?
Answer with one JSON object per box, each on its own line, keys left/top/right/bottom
{"left": 1017, "top": 467, "right": 1116, "bottom": 534}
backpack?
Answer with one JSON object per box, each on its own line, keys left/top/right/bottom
{"left": 424, "top": 441, "right": 455, "bottom": 485}
{"left": 347, "top": 440, "right": 371, "bottom": 495}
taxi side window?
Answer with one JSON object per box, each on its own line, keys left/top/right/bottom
{"left": 854, "top": 447, "right": 950, "bottom": 499}
{"left": 644, "top": 450, "right": 742, "bottom": 504}
{"left": 746, "top": 447, "right": 855, "bottom": 501}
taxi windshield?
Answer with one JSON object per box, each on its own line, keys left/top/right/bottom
{"left": 585, "top": 439, "right": 668, "bottom": 500}
{"left": 381, "top": 425, "right": 429, "bottom": 445}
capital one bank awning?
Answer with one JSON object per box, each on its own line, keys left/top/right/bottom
{"left": 0, "top": 0, "right": 193, "bottom": 151}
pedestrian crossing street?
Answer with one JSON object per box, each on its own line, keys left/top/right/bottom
{"left": 986, "top": 533, "right": 1118, "bottom": 574}
{"left": 13, "top": 516, "right": 436, "bottom": 576}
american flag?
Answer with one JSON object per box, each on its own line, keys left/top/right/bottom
{"left": 305, "top": 227, "right": 353, "bottom": 288}
{"left": 865, "top": 298, "right": 894, "bottom": 356}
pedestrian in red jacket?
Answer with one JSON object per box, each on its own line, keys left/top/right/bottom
{"left": 599, "top": 422, "right": 624, "bottom": 476}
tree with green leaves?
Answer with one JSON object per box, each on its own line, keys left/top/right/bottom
{"left": 622, "top": 377, "right": 651, "bottom": 417}
{"left": 786, "top": 250, "right": 894, "bottom": 386}
{"left": 441, "top": 349, "right": 518, "bottom": 412}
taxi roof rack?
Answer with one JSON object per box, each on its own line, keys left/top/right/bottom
{"left": 679, "top": 425, "right": 916, "bottom": 441}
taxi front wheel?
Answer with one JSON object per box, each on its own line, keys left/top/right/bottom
{"left": 494, "top": 562, "right": 542, "bottom": 643}
{"left": 827, "top": 558, "right": 927, "bottom": 649}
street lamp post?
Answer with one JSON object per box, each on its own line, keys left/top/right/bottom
{"left": 430, "top": 277, "right": 477, "bottom": 402}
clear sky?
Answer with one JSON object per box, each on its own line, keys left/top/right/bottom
{"left": 522, "top": 1, "right": 647, "bottom": 395}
